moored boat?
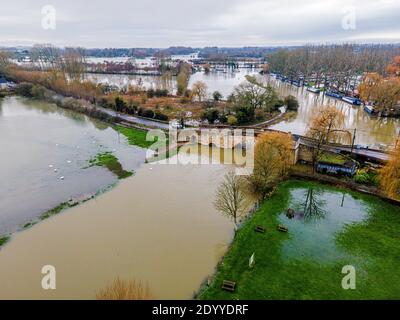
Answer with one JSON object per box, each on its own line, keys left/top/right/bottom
{"left": 364, "top": 104, "right": 378, "bottom": 115}
{"left": 307, "top": 87, "right": 321, "bottom": 94}
{"left": 325, "top": 91, "right": 343, "bottom": 99}
{"left": 342, "top": 96, "right": 362, "bottom": 105}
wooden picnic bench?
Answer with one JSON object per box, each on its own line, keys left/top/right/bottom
{"left": 277, "top": 225, "right": 289, "bottom": 233}
{"left": 255, "top": 225, "right": 266, "bottom": 233}
{"left": 221, "top": 280, "right": 236, "bottom": 292}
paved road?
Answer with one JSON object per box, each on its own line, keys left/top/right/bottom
{"left": 98, "top": 107, "right": 170, "bottom": 130}
{"left": 97, "top": 107, "right": 390, "bottom": 162}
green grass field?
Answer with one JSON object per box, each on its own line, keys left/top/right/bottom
{"left": 115, "top": 125, "right": 164, "bottom": 149}
{"left": 199, "top": 180, "right": 400, "bottom": 300}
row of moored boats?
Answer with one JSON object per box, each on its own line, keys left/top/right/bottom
{"left": 270, "top": 73, "right": 378, "bottom": 115}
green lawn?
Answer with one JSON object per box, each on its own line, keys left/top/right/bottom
{"left": 115, "top": 125, "right": 164, "bottom": 149}
{"left": 199, "top": 180, "right": 400, "bottom": 300}
{"left": 319, "top": 152, "right": 349, "bottom": 165}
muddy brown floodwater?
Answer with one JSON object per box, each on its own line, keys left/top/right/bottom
{"left": 0, "top": 154, "right": 235, "bottom": 299}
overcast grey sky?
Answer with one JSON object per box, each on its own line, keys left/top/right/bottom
{"left": 1, "top": 0, "right": 399, "bottom": 47}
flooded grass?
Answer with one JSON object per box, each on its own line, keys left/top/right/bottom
{"left": 0, "top": 236, "right": 10, "bottom": 249}
{"left": 89, "top": 152, "right": 133, "bottom": 179}
{"left": 40, "top": 202, "right": 72, "bottom": 220}
{"left": 199, "top": 180, "right": 400, "bottom": 300}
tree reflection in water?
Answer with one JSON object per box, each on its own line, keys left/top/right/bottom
{"left": 301, "top": 188, "right": 327, "bottom": 222}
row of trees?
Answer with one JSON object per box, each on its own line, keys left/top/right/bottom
{"left": 358, "top": 56, "right": 400, "bottom": 115}
{"left": 28, "top": 44, "right": 86, "bottom": 81}
{"left": 267, "top": 44, "right": 400, "bottom": 93}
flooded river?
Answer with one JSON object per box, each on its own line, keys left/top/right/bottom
{"left": 88, "top": 68, "right": 400, "bottom": 147}
{"left": 0, "top": 96, "right": 146, "bottom": 234}
{"left": 0, "top": 95, "right": 236, "bottom": 299}
{"left": 1, "top": 66, "right": 399, "bottom": 299}
{"left": 264, "top": 76, "right": 400, "bottom": 148}
{"left": 0, "top": 154, "right": 233, "bottom": 299}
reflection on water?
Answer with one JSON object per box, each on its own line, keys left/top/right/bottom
{"left": 0, "top": 155, "right": 234, "bottom": 299}
{"left": 0, "top": 97, "right": 146, "bottom": 234}
{"left": 88, "top": 70, "right": 400, "bottom": 147}
{"left": 280, "top": 187, "right": 369, "bottom": 262}
{"left": 301, "top": 188, "right": 327, "bottom": 222}
{"left": 188, "top": 69, "right": 260, "bottom": 98}
{"left": 86, "top": 73, "right": 176, "bottom": 93}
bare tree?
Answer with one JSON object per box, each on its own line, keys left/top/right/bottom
{"left": 214, "top": 171, "right": 248, "bottom": 228}
{"left": 306, "top": 106, "right": 347, "bottom": 172}
{"left": 191, "top": 81, "right": 208, "bottom": 102}
{"left": 0, "top": 51, "right": 11, "bottom": 74}
{"left": 57, "top": 47, "right": 86, "bottom": 81}
{"left": 31, "top": 44, "right": 61, "bottom": 71}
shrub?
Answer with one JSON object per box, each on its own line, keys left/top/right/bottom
{"left": 96, "top": 278, "right": 152, "bottom": 300}
{"left": 284, "top": 95, "right": 299, "bottom": 111}
{"left": 139, "top": 108, "right": 155, "bottom": 119}
{"left": 15, "top": 82, "right": 33, "bottom": 97}
{"left": 354, "top": 169, "right": 379, "bottom": 186}
{"left": 213, "top": 91, "right": 223, "bottom": 102}
{"left": 147, "top": 89, "right": 155, "bottom": 98}
{"left": 255, "top": 108, "right": 265, "bottom": 120}
{"left": 273, "top": 98, "right": 285, "bottom": 111}
{"left": 154, "top": 111, "right": 168, "bottom": 121}
{"left": 115, "top": 96, "right": 127, "bottom": 112}
{"left": 227, "top": 115, "right": 238, "bottom": 126}
{"left": 126, "top": 101, "right": 139, "bottom": 115}
{"left": 154, "top": 89, "right": 168, "bottom": 97}
{"left": 30, "top": 85, "right": 48, "bottom": 99}
{"left": 202, "top": 108, "right": 220, "bottom": 124}
{"left": 219, "top": 114, "right": 228, "bottom": 124}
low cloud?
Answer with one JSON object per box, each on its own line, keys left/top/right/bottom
{"left": 0, "top": 0, "right": 399, "bottom": 47}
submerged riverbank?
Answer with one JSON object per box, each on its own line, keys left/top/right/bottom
{"left": 0, "top": 96, "right": 152, "bottom": 241}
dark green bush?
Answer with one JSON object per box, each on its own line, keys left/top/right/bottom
{"left": 284, "top": 95, "right": 299, "bottom": 111}
{"left": 154, "top": 111, "right": 168, "bottom": 121}
{"left": 15, "top": 82, "right": 33, "bottom": 97}
{"left": 139, "top": 108, "right": 155, "bottom": 119}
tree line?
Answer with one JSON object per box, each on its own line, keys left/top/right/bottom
{"left": 267, "top": 44, "right": 400, "bottom": 93}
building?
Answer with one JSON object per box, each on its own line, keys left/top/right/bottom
{"left": 0, "top": 77, "right": 15, "bottom": 90}
{"left": 316, "top": 160, "right": 357, "bottom": 176}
